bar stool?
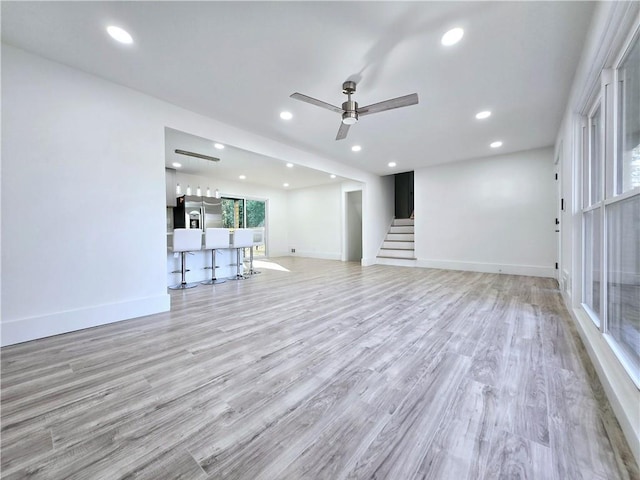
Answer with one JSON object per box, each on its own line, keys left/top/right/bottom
{"left": 230, "top": 229, "right": 254, "bottom": 280}
{"left": 201, "top": 228, "right": 229, "bottom": 285}
{"left": 169, "top": 228, "right": 202, "bottom": 290}
{"left": 248, "top": 228, "right": 264, "bottom": 275}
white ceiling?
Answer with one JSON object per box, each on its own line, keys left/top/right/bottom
{"left": 165, "top": 127, "right": 346, "bottom": 190}
{"left": 2, "top": 1, "right": 595, "bottom": 185}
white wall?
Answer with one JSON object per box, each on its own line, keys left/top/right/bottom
{"left": 286, "top": 183, "right": 342, "bottom": 260}
{"left": 345, "top": 190, "right": 363, "bottom": 262}
{"left": 414, "top": 147, "right": 556, "bottom": 277}
{"left": 1, "top": 45, "right": 381, "bottom": 346}
{"left": 362, "top": 175, "right": 394, "bottom": 266}
{"left": 554, "top": 1, "right": 640, "bottom": 465}
{"left": 2, "top": 44, "right": 170, "bottom": 346}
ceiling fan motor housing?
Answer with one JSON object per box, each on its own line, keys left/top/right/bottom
{"left": 342, "top": 100, "right": 358, "bottom": 124}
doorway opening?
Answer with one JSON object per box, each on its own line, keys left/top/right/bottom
{"left": 395, "top": 171, "right": 414, "bottom": 219}
{"left": 345, "top": 190, "right": 363, "bottom": 262}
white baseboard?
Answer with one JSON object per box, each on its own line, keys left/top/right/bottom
{"left": 561, "top": 291, "right": 640, "bottom": 467}
{"left": 288, "top": 251, "right": 341, "bottom": 261}
{"left": 361, "top": 257, "right": 377, "bottom": 267}
{"left": 415, "top": 259, "right": 555, "bottom": 278}
{"left": 1, "top": 294, "right": 171, "bottom": 347}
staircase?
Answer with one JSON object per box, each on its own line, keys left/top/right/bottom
{"left": 376, "top": 218, "right": 416, "bottom": 266}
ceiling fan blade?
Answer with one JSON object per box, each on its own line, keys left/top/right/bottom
{"left": 336, "top": 122, "right": 350, "bottom": 140}
{"left": 358, "top": 93, "right": 419, "bottom": 116}
{"left": 290, "top": 93, "right": 343, "bottom": 114}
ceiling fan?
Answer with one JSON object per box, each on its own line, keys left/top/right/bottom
{"left": 290, "top": 81, "right": 419, "bottom": 140}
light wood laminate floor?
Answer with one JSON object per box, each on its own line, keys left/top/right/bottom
{"left": 2, "top": 258, "right": 638, "bottom": 479}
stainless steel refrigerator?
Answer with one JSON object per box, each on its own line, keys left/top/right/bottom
{"left": 173, "top": 195, "right": 222, "bottom": 231}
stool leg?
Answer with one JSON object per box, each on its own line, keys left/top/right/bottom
{"left": 249, "top": 246, "right": 261, "bottom": 275}
{"left": 169, "top": 251, "right": 198, "bottom": 290}
{"left": 181, "top": 251, "right": 187, "bottom": 285}
{"left": 233, "top": 247, "right": 246, "bottom": 280}
{"left": 201, "top": 249, "right": 226, "bottom": 285}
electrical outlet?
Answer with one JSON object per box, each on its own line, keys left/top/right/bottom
{"left": 291, "top": 248, "right": 296, "bottom": 253}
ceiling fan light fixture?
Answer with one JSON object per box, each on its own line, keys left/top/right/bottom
{"left": 342, "top": 111, "right": 358, "bottom": 125}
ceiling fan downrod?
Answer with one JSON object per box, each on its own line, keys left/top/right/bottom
{"left": 341, "top": 81, "right": 358, "bottom": 125}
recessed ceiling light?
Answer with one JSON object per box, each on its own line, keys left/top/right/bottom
{"left": 330, "top": 174, "right": 336, "bottom": 179}
{"left": 475, "top": 110, "right": 491, "bottom": 120}
{"left": 441, "top": 27, "right": 464, "bottom": 46}
{"left": 286, "top": 163, "right": 294, "bottom": 168}
{"left": 214, "top": 143, "right": 225, "bottom": 150}
{"left": 239, "top": 174, "right": 246, "bottom": 180}
{"left": 388, "top": 162, "right": 397, "bottom": 167}
{"left": 283, "top": 183, "right": 289, "bottom": 187}
{"left": 490, "top": 141, "right": 503, "bottom": 148}
{"left": 172, "top": 162, "right": 182, "bottom": 168}
{"left": 351, "top": 145, "right": 362, "bottom": 152}
{"left": 280, "top": 111, "right": 293, "bottom": 120}
{"left": 106, "top": 26, "right": 133, "bottom": 45}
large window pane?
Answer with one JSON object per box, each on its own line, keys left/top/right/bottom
{"left": 617, "top": 34, "right": 640, "bottom": 194}
{"left": 607, "top": 195, "right": 640, "bottom": 378}
{"left": 246, "top": 199, "right": 266, "bottom": 257}
{"left": 589, "top": 105, "right": 603, "bottom": 205}
{"left": 584, "top": 208, "right": 602, "bottom": 323}
{"left": 246, "top": 199, "right": 265, "bottom": 228}
{"left": 222, "top": 197, "right": 245, "bottom": 228}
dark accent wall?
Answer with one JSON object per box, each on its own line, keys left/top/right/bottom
{"left": 395, "top": 171, "right": 414, "bottom": 219}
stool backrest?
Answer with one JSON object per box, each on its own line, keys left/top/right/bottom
{"left": 252, "top": 228, "right": 265, "bottom": 246}
{"left": 173, "top": 228, "right": 202, "bottom": 252}
{"left": 231, "top": 229, "right": 254, "bottom": 248}
{"left": 205, "top": 228, "right": 230, "bottom": 249}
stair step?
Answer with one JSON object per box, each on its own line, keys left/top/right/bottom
{"left": 386, "top": 233, "right": 414, "bottom": 241}
{"left": 378, "top": 248, "right": 415, "bottom": 259}
{"left": 376, "top": 257, "right": 417, "bottom": 267}
{"left": 389, "top": 226, "right": 414, "bottom": 234}
{"left": 392, "top": 218, "right": 414, "bottom": 226}
{"left": 382, "top": 241, "right": 414, "bottom": 249}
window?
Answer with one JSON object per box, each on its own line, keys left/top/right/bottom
{"left": 582, "top": 101, "right": 603, "bottom": 326}
{"left": 606, "top": 196, "right": 640, "bottom": 382}
{"left": 617, "top": 34, "right": 640, "bottom": 194}
{"left": 581, "top": 27, "right": 640, "bottom": 385}
{"left": 222, "top": 197, "right": 245, "bottom": 229}
{"left": 583, "top": 209, "right": 602, "bottom": 322}
{"left": 589, "top": 104, "right": 603, "bottom": 205}
{"left": 246, "top": 199, "right": 266, "bottom": 257}
{"left": 222, "top": 196, "right": 267, "bottom": 257}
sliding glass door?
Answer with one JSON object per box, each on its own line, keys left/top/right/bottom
{"left": 222, "top": 196, "right": 267, "bottom": 257}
